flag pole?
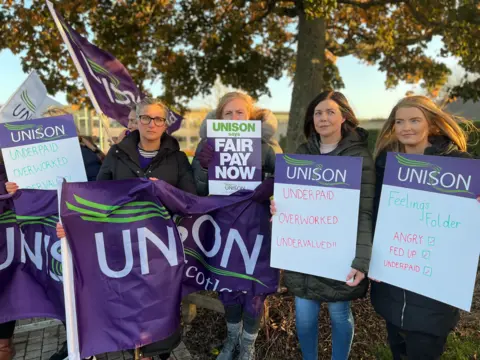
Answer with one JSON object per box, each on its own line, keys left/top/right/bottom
{"left": 56, "top": 177, "right": 81, "bottom": 360}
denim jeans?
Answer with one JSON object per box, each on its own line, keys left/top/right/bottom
{"left": 295, "top": 297, "right": 354, "bottom": 360}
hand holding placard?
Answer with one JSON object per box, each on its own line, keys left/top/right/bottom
{"left": 197, "top": 142, "right": 214, "bottom": 169}
{"left": 5, "top": 182, "right": 18, "bottom": 195}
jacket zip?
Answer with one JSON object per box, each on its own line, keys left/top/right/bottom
{"left": 400, "top": 289, "right": 406, "bottom": 327}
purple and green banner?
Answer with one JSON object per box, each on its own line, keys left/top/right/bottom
{"left": 0, "top": 179, "right": 277, "bottom": 357}
{"left": 0, "top": 190, "right": 64, "bottom": 323}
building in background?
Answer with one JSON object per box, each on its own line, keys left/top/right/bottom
{"left": 72, "top": 107, "right": 389, "bottom": 153}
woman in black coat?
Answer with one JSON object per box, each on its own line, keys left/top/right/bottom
{"left": 371, "top": 95, "right": 480, "bottom": 360}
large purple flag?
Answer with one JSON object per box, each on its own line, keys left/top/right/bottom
{"left": 0, "top": 190, "right": 64, "bottom": 323}
{"left": 60, "top": 180, "right": 184, "bottom": 357}
{"left": 46, "top": 1, "right": 184, "bottom": 133}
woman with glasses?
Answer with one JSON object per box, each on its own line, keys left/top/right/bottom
{"left": 97, "top": 97, "right": 196, "bottom": 195}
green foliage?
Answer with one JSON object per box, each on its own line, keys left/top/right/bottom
{"left": 1, "top": 0, "right": 479, "bottom": 109}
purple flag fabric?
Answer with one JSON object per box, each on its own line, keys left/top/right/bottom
{"left": 0, "top": 190, "right": 64, "bottom": 323}
{"left": 48, "top": 2, "right": 184, "bottom": 133}
{"left": 61, "top": 180, "right": 184, "bottom": 357}
{"left": 152, "top": 180, "right": 279, "bottom": 296}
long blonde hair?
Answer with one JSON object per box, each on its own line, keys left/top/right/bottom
{"left": 375, "top": 95, "right": 469, "bottom": 157}
{"left": 215, "top": 92, "right": 255, "bottom": 120}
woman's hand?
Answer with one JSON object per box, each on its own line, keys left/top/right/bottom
{"left": 5, "top": 182, "right": 18, "bottom": 195}
{"left": 149, "top": 177, "right": 158, "bottom": 181}
{"left": 477, "top": 195, "right": 480, "bottom": 203}
{"left": 270, "top": 198, "right": 276, "bottom": 215}
{"left": 56, "top": 222, "right": 66, "bottom": 239}
{"left": 346, "top": 268, "right": 365, "bottom": 286}
{"left": 197, "top": 143, "right": 214, "bottom": 169}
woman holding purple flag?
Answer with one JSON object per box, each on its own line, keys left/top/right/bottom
{"left": 94, "top": 97, "right": 194, "bottom": 359}
{"left": 271, "top": 90, "right": 375, "bottom": 360}
{"left": 192, "top": 92, "right": 282, "bottom": 360}
{"left": 371, "top": 95, "right": 479, "bottom": 360}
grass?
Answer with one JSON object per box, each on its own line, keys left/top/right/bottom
{"left": 373, "top": 333, "right": 480, "bottom": 360}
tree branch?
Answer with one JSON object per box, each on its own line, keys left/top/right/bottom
{"left": 244, "top": 0, "right": 277, "bottom": 27}
{"left": 338, "top": 0, "right": 405, "bottom": 9}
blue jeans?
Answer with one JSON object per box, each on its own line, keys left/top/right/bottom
{"left": 295, "top": 297, "right": 354, "bottom": 360}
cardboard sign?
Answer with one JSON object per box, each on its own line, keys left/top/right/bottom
{"left": 271, "top": 154, "right": 363, "bottom": 282}
{"left": 369, "top": 153, "right": 480, "bottom": 311}
{"left": 0, "top": 115, "right": 87, "bottom": 189}
{"left": 207, "top": 120, "right": 262, "bottom": 195}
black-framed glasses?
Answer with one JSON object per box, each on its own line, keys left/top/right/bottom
{"left": 139, "top": 115, "right": 166, "bottom": 126}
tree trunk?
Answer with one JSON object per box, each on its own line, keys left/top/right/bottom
{"left": 286, "top": 14, "right": 326, "bottom": 153}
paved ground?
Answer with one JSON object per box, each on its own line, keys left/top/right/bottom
{"left": 12, "top": 319, "right": 192, "bottom": 360}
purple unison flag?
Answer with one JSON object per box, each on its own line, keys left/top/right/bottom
{"left": 152, "top": 180, "right": 279, "bottom": 297}
{"left": 47, "top": 1, "right": 184, "bottom": 133}
{"left": 60, "top": 179, "right": 184, "bottom": 358}
{"left": 0, "top": 190, "right": 65, "bottom": 323}
{"left": 382, "top": 153, "right": 480, "bottom": 198}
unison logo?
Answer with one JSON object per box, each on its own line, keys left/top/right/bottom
{"left": 395, "top": 154, "right": 473, "bottom": 194}
{"left": 5, "top": 123, "right": 67, "bottom": 143}
{"left": 11, "top": 91, "right": 36, "bottom": 121}
{"left": 60, "top": 20, "right": 140, "bottom": 107}
{"left": 66, "top": 195, "right": 177, "bottom": 278}
{"left": 0, "top": 210, "right": 63, "bottom": 282}
{"left": 284, "top": 155, "right": 348, "bottom": 187}
{"left": 178, "top": 214, "right": 267, "bottom": 288}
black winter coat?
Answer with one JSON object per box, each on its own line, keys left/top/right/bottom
{"left": 80, "top": 145, "right": 102, "bottom": 181}
{"left": 97, "top": 130, "right": 196, "bottom": 195}
{"left": 370, "top": 136, "right": 472, "bottom": 337}
{"left": 284, "top": 128, "right": 376, "bottom": 302}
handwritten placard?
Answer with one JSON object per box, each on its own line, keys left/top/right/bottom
{"left": 369, "top": 153, "right": 480, "bottom": 311}
{"left": 207, "top": 119, "right": 262, "bottom": 195}
{"left": 0, "top": 115, "right": 87, "bottom": 189}
{"left": 271, "top": 154, "right": 363, "bottom": 282}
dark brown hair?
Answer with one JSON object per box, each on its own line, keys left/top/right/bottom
{"left": 303, "top": 90, "right": 359, "bottom": 139}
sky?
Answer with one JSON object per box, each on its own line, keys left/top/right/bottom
{"left": 0, "top": 36, "right": 458, "bottom": 120}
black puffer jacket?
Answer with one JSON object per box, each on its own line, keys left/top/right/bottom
{"left": 97, "top": 130, "right": 196, "bottom": 194}
{"left": 284, "top": 128, "right": 375, "bottom": 302}
{"left": 371, "top": 136, "right": 472, "bottom": 337}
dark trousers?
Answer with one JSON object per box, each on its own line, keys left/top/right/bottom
{"left": 0, "top": 321, "right": 15, "bottom": 339}
{"left": 386, "top": 322, "right": 448, "bottom": 360}
{"left": 220, "top": 292, "right": 266, "bottom": 334}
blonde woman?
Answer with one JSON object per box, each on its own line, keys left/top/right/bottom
{"left": 192, "top": 92, "right": 282, "bottom": 360}
{"left": 371, "top": 95, "right": 480, "bottom": 360}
